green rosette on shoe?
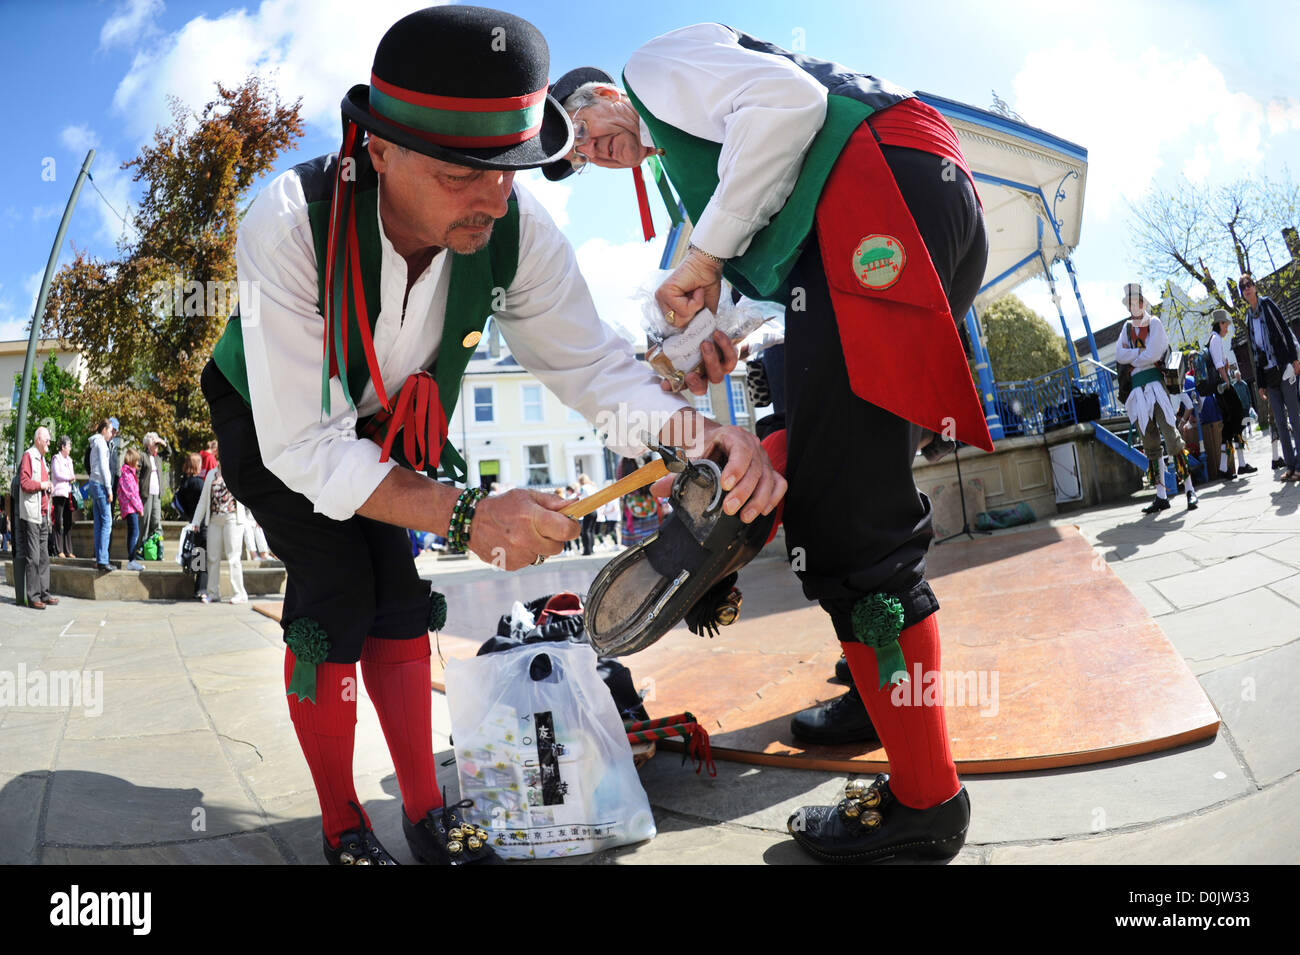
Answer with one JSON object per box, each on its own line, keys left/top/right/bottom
{"left": 285, "top": 618, "right": 331, "bottom": 703}
{"left": 851, "top": 594, "right": 908, "bottom": 689}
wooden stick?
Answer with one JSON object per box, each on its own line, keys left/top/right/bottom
{"left": 561, "top": 459, "right": 669, "bottom": 519}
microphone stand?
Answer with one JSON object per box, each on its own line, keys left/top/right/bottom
{"left": 934, "top": 442, "right": 990, "bottom": 545}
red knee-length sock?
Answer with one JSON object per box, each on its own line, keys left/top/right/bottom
{"left": 284, "top": 649, "right": 368, "bottom": 847}
{"left": 841, "top": 613, "right": 961, "bottom": 810}
{"left": 359, "top": 636, "right": 441, "bottom": 824}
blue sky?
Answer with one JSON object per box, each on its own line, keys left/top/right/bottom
{"left": 3, "top": 0, "right": 1299, "bottom": 354}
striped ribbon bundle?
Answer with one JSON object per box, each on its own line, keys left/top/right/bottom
{"left": 625, "top": 712, "right": 716, "bottom": 777}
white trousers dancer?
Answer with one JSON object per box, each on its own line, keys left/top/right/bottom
{"left": 207, "top": 511, "right": 247, "bottom": 602}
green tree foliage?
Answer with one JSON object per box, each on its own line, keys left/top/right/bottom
{"left": 3, "top": 354, "right": 93, "bottom": 467}
{"left": 41, "top": 77, "right": 303, "bottom": 456}
{"left": 980, "top": 294, "right": 1070, "bottom": 382}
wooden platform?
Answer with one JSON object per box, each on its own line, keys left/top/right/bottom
{"left": 255, "top": 525, "right": 1220, "bottom": 774}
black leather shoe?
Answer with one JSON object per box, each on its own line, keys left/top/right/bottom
{"left": 404, "top": 800, "right": 502, "bottom": 865}
{"left": 324, "top": 803, "right": 398, "bottom": 865}
{"left": 834, "top": 655, "right": 852, "bottom": 684}
{"left": 787, "top": 775, "right": 969, "bottom": 864}
{"left": 1141, "top": 497, "right": 1171, "bottom": 514}
{"left": 1238, "top": 464, "right": 1257, "bottom": 474}
{"left": 1274, "top": 458, "right": 1286, "bottom": 470}
{"left": 791, "top": 685, "right": 878, "bottom": 745}
{"left": 1186, "top": 489, "right": 1199, "bottom": 510}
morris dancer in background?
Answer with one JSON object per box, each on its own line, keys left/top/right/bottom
{"left": 1115, "top": 283, "right": 1198, "bottom": 513}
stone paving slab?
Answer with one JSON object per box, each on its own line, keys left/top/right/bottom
{"left": 42, "top": 832, "right": 289, "bottom": 865}
{"left": 64, "top": 676, "right": 207, "bottom": 740}
{"left": 1148, "top": 553, "right": 1294, "bottom": 610}
{"left": 1266, "top": 573, "right": 1300, "bottom": 608}
{"left": 961, "top": 737, "right": 1250, "bottom": 844}
{"left": 1198, "top": 641, "right": 1300, "bottom": 786}
{"left": 1156, "top": 588, "right": 1298, "bottom": 666}
{"left": 1103, "top": 550, "right": 1200, "bottom": 583}
{"left": 47, "top": 734, "right": 262, "bottom": 845}
{"left": 987, "top": 773, "right": 1299, "bottom": 864}
{"left": 0, "top": 711, "right": 66, "bottom": 772}
{"left": 0, "top": 773, "right": 47, "bottom": 864}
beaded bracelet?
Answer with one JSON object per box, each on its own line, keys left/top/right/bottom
{"left": 447, "top": 486, "right": 487, "bottom": 552}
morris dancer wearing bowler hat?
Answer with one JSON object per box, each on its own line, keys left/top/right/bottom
{"left": 204, "top": 7, "right": 782, "bottom": 865}
{"left": 548, "top": 22, "right": 995, "bottom": 863}
{"left": 1115, "top": 283, "right": 1198, "bottom": 513}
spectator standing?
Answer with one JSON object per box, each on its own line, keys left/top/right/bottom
{"left": 50, "top": 435, "right": 77, "bottom": 557}
{"left": 87, "top": 418, "right": 117, "bottom": 571}
{"left": 597, "top": 495, "right": 621, "bottom": 549}
{"left": 119, "top": 448, "right": 146, "bottom": 572}
{"left": 1243, "top": 274, "right": 1300, "bottom": 480}
{"left": 191, "top": 458, "right": 249, "bottom": 604}
{"left": 18, "top": 426, "right": 57, "bottom": 608}
{"left": 243, "top": 519, "right": 273, "bottom": 561}
{"left": 576, "top": 473, "right": 597, "bottom": 555}
{"left": 139, "top": 432, "right": 168, "bottom": 554}
{"left": 199, "top": 440, "right": 219, "bottom": 478}
{"left": 176, "top": 453, "right": 205, "bottom": 521}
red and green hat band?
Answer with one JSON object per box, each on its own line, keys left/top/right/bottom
{"left": 368, "top": 74, "right": 547, "bottom": 148}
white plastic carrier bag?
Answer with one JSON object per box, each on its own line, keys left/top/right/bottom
{"left": 445, "top": 642, "right": 656, "bottom": 859}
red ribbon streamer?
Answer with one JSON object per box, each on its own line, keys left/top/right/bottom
{"left": 633, "top": 165, "right": 654, "bottom": 241}
{"left": 375, "top": 372, "right": 448, "bottom": 473}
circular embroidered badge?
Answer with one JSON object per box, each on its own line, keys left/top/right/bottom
{"left": 852, "top": 235, "right": 906, "bottom": 290}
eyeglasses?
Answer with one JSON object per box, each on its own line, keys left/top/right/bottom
{"left": 566, "top": 107, "right": 593, "bottom": 174}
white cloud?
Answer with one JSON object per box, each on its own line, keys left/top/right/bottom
{"left": 1012, "top": 44, "right": 1300, "bottom": 220}
{"left": 1012, "top": 275, "right": 1128, "bottom": 351}
{"left": 60, "top": 124, "right": 99, "bottom": 155}
{"left": 573, "top": 236, "right": 667, "bottom": 345}
{"left": 100, "top": 0, "right": 164, "bottom": 50}
{"left": 111, "top": 0, "right": 435, "bottom": 143}
{"left": 1182, "top": 144, "right": 1211, "bottom": 185}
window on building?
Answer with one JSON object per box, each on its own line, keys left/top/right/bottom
{"left": 522, "top": 384, "right": 544, "bottom": 423}
{"left": 729, "top": 378, "right": 749, "bottom": 419}
{"left": 473, "top": 386, "right": 494, "bottom": 423}
{"left": 693, "top": 391, "right": 713, "bottom": 417}
{"left": 525, "top": 445, "right": 551, "bottom": 486}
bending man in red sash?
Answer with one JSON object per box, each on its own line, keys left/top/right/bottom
{"left": 548, "top": 22, "right": 992, "bottom": 863}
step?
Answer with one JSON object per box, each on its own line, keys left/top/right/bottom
{"left": 66, "top": 521, "right": 261, "bottom": 561}
{"left": 4, "top": 559, "right": 286, "bottom": 601}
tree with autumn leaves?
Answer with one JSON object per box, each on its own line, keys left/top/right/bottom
{"left": 42, "top": 76, "right": 302, "bottom": 461}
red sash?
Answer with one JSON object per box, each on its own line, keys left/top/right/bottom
{"left": 814, "top": 125, "right": 993, "bottom": 453}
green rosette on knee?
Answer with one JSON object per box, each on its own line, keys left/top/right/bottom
{"left": 285, "top": 618, "right": 331, "bottom": 703}
{"left": 428, "top": 589, "right": 447, "bottom": 632}
{"left": 851, "top": 594, "right": 908, "bottom": 689}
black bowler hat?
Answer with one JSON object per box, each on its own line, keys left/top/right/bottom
{"left": 341, "top": 6, "right": 572, "bottom": 169}
{"left": 542, "top": 66, "right": 616, "bottom": 181}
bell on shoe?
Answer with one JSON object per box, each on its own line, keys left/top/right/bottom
{"left": 404, "top": 799, "right": 502, "bottom": 865}
{"left": 834, "top": 655, "right": 852, "bottom": 684}
{"left": 324, "top": 802, "right": 399, "bottom": 865}
{"left": 790, "top": 684, "right": 878, "bottom": 745}
{"left": 786, "top": 774, "right": 969, "bottom": 864}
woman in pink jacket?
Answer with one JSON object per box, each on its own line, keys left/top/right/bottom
{"left": 119, "top": 448, "right": 146, "bottom": 572}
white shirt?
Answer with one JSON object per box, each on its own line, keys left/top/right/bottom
{"left": 1114, "top": 316, "right": 1168, "bottom": 372}
{"left": 237, "top": 171, "right": 687, "bottom": 521}
{"left": 148, "top": 453, "right": 161, "bottom": 497}
{"left": 1208, "top": 333, "right": 1230, "bottom": 374}
{"left": 625, "top": 22, "right": 829, "bottom": 260}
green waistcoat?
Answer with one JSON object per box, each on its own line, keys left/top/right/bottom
{"left": 624, "top": 79, "right": 873, "bottom": 303}
{"left": 211, "top": 152, "right": 519, "bottom": 481}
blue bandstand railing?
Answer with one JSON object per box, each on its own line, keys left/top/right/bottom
{"left": 993, "top": 359, "right": 1123, "bottom": 438}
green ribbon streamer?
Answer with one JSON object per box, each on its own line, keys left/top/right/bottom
{"left": 851, "top": 594, "right": 909, "bottom": 689}
{"left": 646, "top": 154, "right": 683, "bottom": 227}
